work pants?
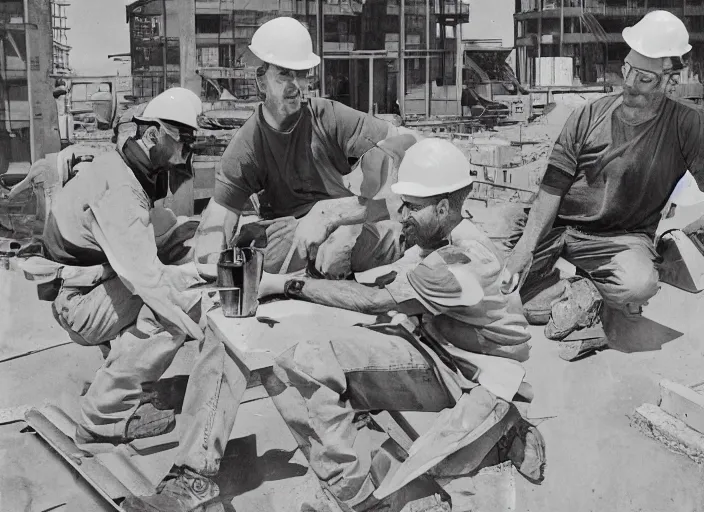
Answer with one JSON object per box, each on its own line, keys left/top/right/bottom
{"left": 52, "top": 278, "right": 246, "bottom": 477}
{"left": 252, "top": 209, "right": 405, "bottom": 278}
{"left": 265, "top": 325, "right": 511, "bottom": 511}
{"left": 499, "top": 207, "right": 660, "bottom": 313}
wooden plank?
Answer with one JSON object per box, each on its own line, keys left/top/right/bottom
{"left": 632, "top": 403, "right": 704, "bottom": 465}
{"left": 209, "top": 302, "right": 374, "bottom": 372}
{"left": 659, "top": 380, "right": 704, "bottom": 435}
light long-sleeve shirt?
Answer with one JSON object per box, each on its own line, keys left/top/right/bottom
{"left": 42, "top": 149, "right": 204, "bottom": 339}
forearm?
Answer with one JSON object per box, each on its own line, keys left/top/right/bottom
{"left": 288, "top": 278, "right": 397, "bottom": 315}
{"left": 309, "top": 196, "right": 368, "bottom": 231}
{"left": 517, "top": 187, "right": 562, "bottom": 252}
{"left": 194, "top": 199, "right": 240, "bottom": 275}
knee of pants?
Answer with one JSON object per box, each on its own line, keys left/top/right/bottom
{"left": 602, "top": 251, "right": 660, "bottom": 308}
{"left": 275, "top": 340, "right": 346, "bottom": 395}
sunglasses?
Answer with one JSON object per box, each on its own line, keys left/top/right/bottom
{"left": 160, "top": 121, "right": 196, "bottom": 146}
{"left": 398, "top": 195, "right": 448, "bottom": 214}
{"left": 621, "top": 62, "right": 673, "bottom": 89}
{"left": 275, "top": 66, "right": 311, "bottom": 81}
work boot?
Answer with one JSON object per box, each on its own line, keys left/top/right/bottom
{"left": 122, "top": 466, "right": 220, "bottom": 512}
{"left": 544, "top": 277, "right": 602, "bottom": 341}
{"left": 498, "top": 418, "right": 546, "bottom": 484}
{"left": 523, "top": 278, "right": 567, "bottom": 325}
{"left": 75, "top": 403, "right": 175, "bottom": 445}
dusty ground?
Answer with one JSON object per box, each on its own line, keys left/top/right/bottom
{"left": 2, "top": 102, "right": 703, "bottom": 511}
{"left": 2, "top": 247, "right": 704, "bottom": 511}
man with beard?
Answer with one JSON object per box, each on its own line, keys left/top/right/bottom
{"left": 502, "top": 11, "right": 703, "bottom": 348}
{"left": 194, "top": 16, "right": 420, "bottom": 281}
{"left": 255, "top": 138, "right": 543, "bottom": 512}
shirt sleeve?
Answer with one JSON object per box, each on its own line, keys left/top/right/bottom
{"left": 330, "top": 100, "right": 391, "bottom": 159}
{"left": 678, "top": 106, "right": 704, "bottom": 189}
{"left": 548, "top": 104, "right": 590, "bottom": 177}
{"left": 214, "top": 132, "right": 263, "bottom": 213}
{"left": 86, "top": 183, "right": 205, "bottom": 340}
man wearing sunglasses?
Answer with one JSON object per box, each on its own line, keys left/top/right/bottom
{"left": 194, "top": 16, "right": 421, "bottom": 283}
{"left": 40, "top": 88, "right": 221, "bottom": 458}
{"left": 502, "top": 10, "right": 700, "bottom": 355}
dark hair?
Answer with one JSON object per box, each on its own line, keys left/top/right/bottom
{"left": 430, "top": 185, "right": 473, "bottom": 212}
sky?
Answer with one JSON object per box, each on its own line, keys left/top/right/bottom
{"left": 65, "top": 0, "right": 131, "bottom": 76}
{"left": 64, "top": 0, "right": 514, "bottom": 77}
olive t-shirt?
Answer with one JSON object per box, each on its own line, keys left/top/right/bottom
{"left": 548, "top": 94, "right": 704, "bottom": 237}
{"left": 214, "top": 98, "right": 390, "bottom": 219}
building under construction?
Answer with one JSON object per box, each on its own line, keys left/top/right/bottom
{"left": 514, "top": 0, "right": 704, "bottom": 88}
{"left": 51, "top": 0, "right": 71, "bottom": 76}
{"left": 0, "top": 0, "right": 61, "bottom": 175}
{"left": 125, "top": 0, "right": 471, "bottom": 118}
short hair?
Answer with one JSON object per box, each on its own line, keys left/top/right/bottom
{"left": 430, "top": 184, "right": 473, "bottom": 212}
{"left": 256, "top": 62, "right": 270, "bottom": 101}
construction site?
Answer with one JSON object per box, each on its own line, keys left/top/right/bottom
{"left": 3, "top": 1, "right": 704, "bottom": 511}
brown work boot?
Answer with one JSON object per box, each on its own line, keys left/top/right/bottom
{"left": 498, "top": 418, "right": 546, "bottom": 484}
{"left": 544, "top": 277, "right": 602, "bottom": 341}
{"left": 75, "top": 403, "right": 175, "bottom": 445}
{"left": 122, "top": 466, "right": 220, "bottom": 512}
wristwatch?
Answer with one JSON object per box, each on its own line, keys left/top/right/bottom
{"left": 284, "top": 279, "right": 306, "bottom": 300}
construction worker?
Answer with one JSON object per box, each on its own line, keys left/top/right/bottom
{"left": 502, "top": 10, "right": 702, "bottom": 346}
{"left": 42, "top": 88, "right": 214, "bottom": 449}
{"left": 256, "top": 138, "right": 544, "bottom": 512}
{"left": 194, "top": 16, "right": 421, "bottom": 281}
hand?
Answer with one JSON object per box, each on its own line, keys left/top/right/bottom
{"left": 257, "top": 270, "right": 305, "bottom": 299}
{"left": 292, "top": 213, "right": 333, "bottom": 263}
{"left": 315, "top": 224, "right": 364, "bottom": 279}
{"left": 501, "top": 244, "right": 534, "bottom": 294}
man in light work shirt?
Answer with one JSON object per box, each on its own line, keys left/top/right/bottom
{"left": 195, "top": 16, "right": 420, "bottom": 279}
{"left": 262, "top": 139, "right": 543, "bottom": 512}
{"left": 503, "top": 11, "right": 704, "bottom": 345}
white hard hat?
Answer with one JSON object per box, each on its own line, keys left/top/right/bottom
{"left": 391, "top": 138, "right": 474, "bottom": 198}
{"left": 622, "top": 10, "right": 691, "bottom": 58}
{"left": 135, "top": 87, "right": 203, "bottom": 130}
{"left": 249, "top": 17, "right": 321, "bottom": 70}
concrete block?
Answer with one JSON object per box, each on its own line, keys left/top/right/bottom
{"left": 631, "top": 403, "right": 704, "bottom": 465}
{"left": 659, "top": 380, "right": 704, "bottom": 435}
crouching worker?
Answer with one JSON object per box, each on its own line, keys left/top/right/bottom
{"left": 36, "top": 89, "right": 211, "bottom": 447}
{"left": 194, "top": 17, "right": 421, "bottom": 282}
{"left": 262, "top": 139, "right": 546, "bottom": 511}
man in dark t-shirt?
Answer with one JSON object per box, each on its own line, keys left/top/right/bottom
{"left": 194, "top": 17, "right": 420, "bottom": 281}
{"left": 502, "top": 11, "right": 704, "bottom": 346}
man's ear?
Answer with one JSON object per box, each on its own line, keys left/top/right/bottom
{"left": 436, "top": 197, "right": 450, "bottom": 217}
{"left": 143, "top": 125, "right": 160, "bottom": 148}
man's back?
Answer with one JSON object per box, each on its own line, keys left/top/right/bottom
{"left": 44, "top": 150, "right": 148, "bottom": 265}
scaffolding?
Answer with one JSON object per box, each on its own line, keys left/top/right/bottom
{"left": 51, "top": 0, "right": 71, "bottom": 76}
{"left": 125, "top": 0, "right": 470, "bottom": 118}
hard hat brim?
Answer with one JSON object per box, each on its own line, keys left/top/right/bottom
{"left": 391, "top": 178, "right": 475, "bottom": 198}
{"left": 249, "top": 45, "right": 321, "bottom": 70}
{"left": 622, "top": 27, "right": 692, "bottom": 58}
{"left": 134, "top": 115, "right": 200, "bottom": 131}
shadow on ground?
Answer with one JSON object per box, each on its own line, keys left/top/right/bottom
{"left": 216, "top": 433, "right": 308, "bottom": 499}
{"left": 604, "top": 310, "right": 683, "bottom": 353}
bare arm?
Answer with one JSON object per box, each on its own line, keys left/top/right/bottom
{"left": 194, "top": 199, "right": 241, "bottom": 279}
{"left": 287, "top": 278, "right": 398, "bottom": 315}
{"left": 515, "top": 188, "right": 562, "bottom": 254}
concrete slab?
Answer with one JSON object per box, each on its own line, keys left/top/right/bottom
{"left": 3, "top": 263, "right": 704, "bottom": 511}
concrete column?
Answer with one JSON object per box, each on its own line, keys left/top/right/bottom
{"left": 178, "top": 0, "right": 199, "bottom": 96}
{"left": 171, "top": 0, "right": 198, "bottom": 216}
{"left": 26, "top": 0, "right": 61, "bottom": 161}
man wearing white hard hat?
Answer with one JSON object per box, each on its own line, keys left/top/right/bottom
{"left": 250, "top": 139, "right": 544, "bottom": 512}
{"left": 194, "top": 16, "right": 420, "bottom": 281}
{"left": 38, "top": 89, "right": 229, "bottom": 471}
{"left": 502, "top": 10, "right": 704, "bottom": 350}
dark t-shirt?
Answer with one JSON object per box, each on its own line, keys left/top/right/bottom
{"left": 548, "top": 94, "right": 704, "bottom": 237}
{"left": 214, "top": 98, "right": 390, "bottom": 219}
